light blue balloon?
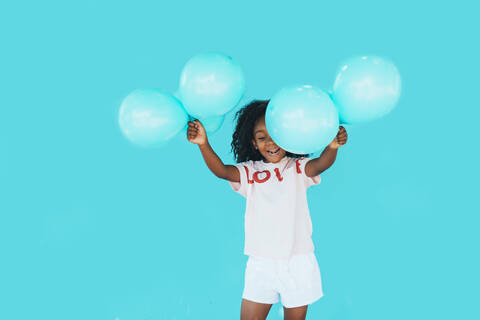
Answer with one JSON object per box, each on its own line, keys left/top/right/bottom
{"left": 332, "top": 55, "right": 401, "bottom": 124}
{"left": 175, "top": 89, "right": 224, "bottom": 134}
{"left": 173, "top": 89, "right": 182, "bottom": 100}
{"left": 118, "top": 89, "right": 188, "bottom": 148}
{"left": 265, "top": 85, "right": 339, "bottom": 154}
{"left": 175, "top": 89, "right": 192, "bottom": 135}
{"left": 182, "top": 114, "right": 225, "bottom": 135}
{"left": 327, "top": 90, "right": 347, "bottom": 125}
{"left": 179, "top": 52, "right": 245, "bottom": 118}
{"left": 174, "top": 90, "right": 223, "bottom": 135}
{"left": 197, "top": 115, "right": 225, "bottom": 134}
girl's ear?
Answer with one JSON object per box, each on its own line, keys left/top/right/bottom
{"left": 251, "top": 139, "right": 257, "bottom": 150}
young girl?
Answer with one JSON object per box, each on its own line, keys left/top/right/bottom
{"left": 187, "top": 100, "right": 348, "bottom": 320}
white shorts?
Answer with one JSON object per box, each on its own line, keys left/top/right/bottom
{"left": 242, "top": 252, "right": 324, "bottom": 308}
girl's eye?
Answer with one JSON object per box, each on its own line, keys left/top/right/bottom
{"left": 258, "top": 137, "right": 265, "bottom": 140}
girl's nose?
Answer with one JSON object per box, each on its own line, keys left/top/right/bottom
{"left": 266, "top": 138, "right": 278, "bottom": 148}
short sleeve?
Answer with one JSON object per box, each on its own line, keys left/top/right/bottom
{"left": 297, "top": 157, "right": 321, "bottom": 188}
{"left": 228, "top": 162, "right": 250, "bottom": 198}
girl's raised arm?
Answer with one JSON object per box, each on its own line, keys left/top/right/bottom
{"left": 187, "top": 120, "right": 240, "bottom": 183}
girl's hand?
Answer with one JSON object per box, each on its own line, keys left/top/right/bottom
{"left": 187, "top": 120, "right": 208, "bottom": 146}
{"left": 328, "top": 126, "right": 348, "bottom": 149}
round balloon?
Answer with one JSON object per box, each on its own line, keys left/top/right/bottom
{"left": 332, "top": 55, "right": 401, "bottom": 124}
{"left": 183, "top": 114, "right": 225, "bottom": 135}
{"left": 265, "top": 85, "right": 339, "bottom": 154}
{"left": 198, "top": 115, "right": 225, "bottom": 134}
{"left": 173, "top": 89, "right": 182, "bottom": 100}
{"left": 178, "top": 52, "right": 245, "bottom": 118}
{"left": 119, "top": 89, "right": 188, "bottom": 148}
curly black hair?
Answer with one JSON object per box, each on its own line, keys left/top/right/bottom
{"left": 230, "top": 99, "right": 309, "bottom": 163}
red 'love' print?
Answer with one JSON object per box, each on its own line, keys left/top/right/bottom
{"left": 244, "top": 159, "right": 303, "bottom": 184}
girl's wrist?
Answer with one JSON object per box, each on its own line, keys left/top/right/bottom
{"left": 327, "top": 143, "right": 339, "bottom": 150}
{"left": 198, "top": 141, "right": 210, "bottom": 149}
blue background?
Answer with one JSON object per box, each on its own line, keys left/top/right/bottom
{"left": 1, "top": 0, "right": 478, "bottom": 319}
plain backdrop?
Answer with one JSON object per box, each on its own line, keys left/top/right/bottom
{"left": 0, "top": 0, "right": 478, "bottom": 319}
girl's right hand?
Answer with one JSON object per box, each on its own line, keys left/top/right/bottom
{"left": 187, "top": 120, "right": 208, "bottom": 146}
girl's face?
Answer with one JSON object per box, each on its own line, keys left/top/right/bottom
{"left": 251, "top": 115, "right": 287, "bottom": 163}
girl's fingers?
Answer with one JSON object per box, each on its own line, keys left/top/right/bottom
{"left": 335, "top": 125, "right": 348, "bottom": 145}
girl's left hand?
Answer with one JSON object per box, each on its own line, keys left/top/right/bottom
{"left": 328, "top": 126, "right": 348, "bottom": 149}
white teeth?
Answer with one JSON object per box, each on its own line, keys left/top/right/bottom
{"left": 268, "top": 148, "right": 280, "bottom": 155}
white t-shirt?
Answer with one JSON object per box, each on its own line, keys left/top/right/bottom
{"left": 229, "top": 156, "right": 321, "bottom": 260}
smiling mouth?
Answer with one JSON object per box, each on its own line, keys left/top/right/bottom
{"left": 267, "top": 148, "right": 280, "bottom": 156}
